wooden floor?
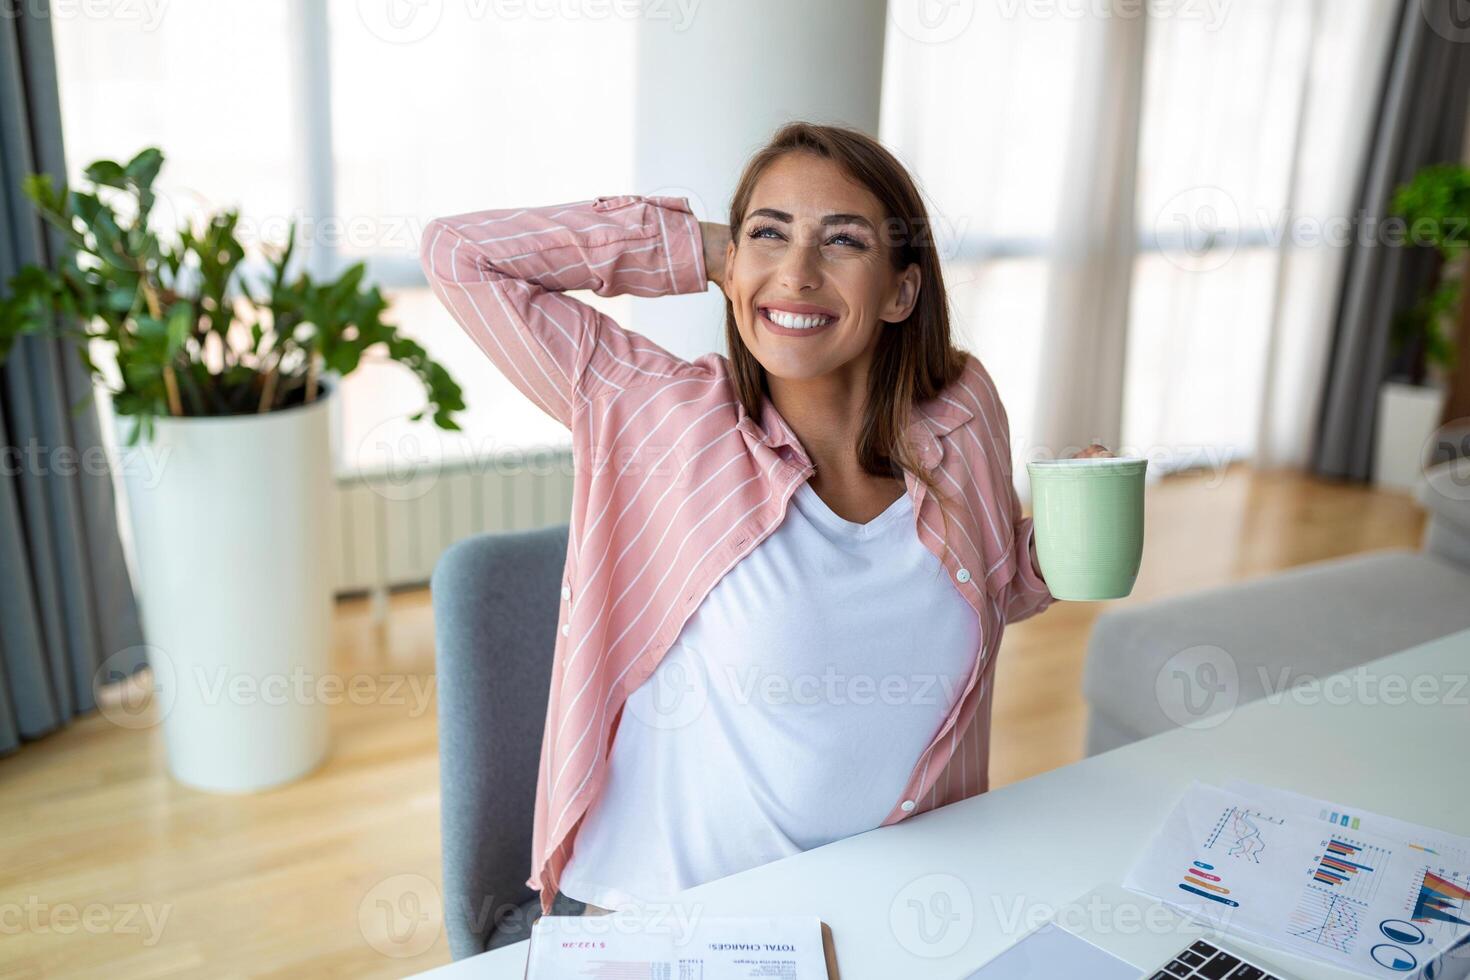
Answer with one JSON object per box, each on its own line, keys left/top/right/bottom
{"left": 0, "top": 464, "right": 1427, "bottom": 978}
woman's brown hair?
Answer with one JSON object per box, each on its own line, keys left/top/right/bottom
{"left": 723, "top": 121, "right": 968, "bottom": 560}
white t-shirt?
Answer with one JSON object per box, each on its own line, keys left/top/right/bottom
{"left": 557, "top": 479, "right": 982, "bottom": 910}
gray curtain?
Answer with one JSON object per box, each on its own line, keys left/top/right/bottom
{"left": 1313, "top": 0, "right": 1470, "bottom": 480}
{"left": 1, "top": 7, "right": 147, "bottom": 754}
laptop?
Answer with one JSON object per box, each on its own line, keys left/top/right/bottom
{"left": 965, "top": 883, "right": 1305, "bottom": 979}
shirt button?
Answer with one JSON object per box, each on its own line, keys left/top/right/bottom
{"left": 901, "top": 799, "right": 916, "bottom": 812}
{"left": 561, "top": 585, "right": 571, "bottom": 601}
{"left": 560, "top": 623, "right": 570, "bottom": 636}
{"left": 956, "top": 567, "right": 972, "bottom": 584}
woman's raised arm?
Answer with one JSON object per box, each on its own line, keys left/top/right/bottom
{"left": 418, "top": 194, "right": 709, "bottom": 428}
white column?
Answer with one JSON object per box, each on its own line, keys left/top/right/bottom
{"left": 628, "top": 0, "right": 890, "bottom": 361}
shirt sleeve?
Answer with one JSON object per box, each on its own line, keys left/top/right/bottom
{"left": 418, "top": 194, "right": 709, "bottom": 428}
{"left": 1004, "top": 499, "right": 1056, "bottom": 623}
{"left": 965, "top": 354, "right": 1057, "bottom": 622}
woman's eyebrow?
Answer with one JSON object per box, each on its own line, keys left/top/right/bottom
{"left": 748, "top": 207, "right": 876, "bottom": 231}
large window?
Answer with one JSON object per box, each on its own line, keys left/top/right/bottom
{"left": 880, "top": 0, "right": 1395, "bottom": 472}
{"left": 52, "top": 0, "right": 638, "bottom": 474}
{"left": 54, "top": 0, "right": 1397, "bottom": 478}
{"left": 1124, "top": 0, "right": 1392, "bottom": 468}
{"left": 879, "top": 7, "right": 1087, "bottom": 450}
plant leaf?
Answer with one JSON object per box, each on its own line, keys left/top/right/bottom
{"left": 84, "top": 158, "right": 128, "bottom": 188}
{"left": 124, "top": 147, "right": 165, "bottom": 190}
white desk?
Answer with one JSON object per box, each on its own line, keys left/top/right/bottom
{"left": 418, "top": 626, "right": 1470, "bottom": 979}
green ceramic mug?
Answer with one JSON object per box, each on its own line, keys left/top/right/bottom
{"left": 1025, "top": 457, "right": 1148, "bottom": 600}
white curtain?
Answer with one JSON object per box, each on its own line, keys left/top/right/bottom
{"left": 880, "top": 0, "right": 1402, "bottom": 499}
{"left": 1031, "top": 5, "right": 1148, "bottom": 473}
{"left": 1252, "top": 0, "right": 1403, "bottom": 469}
{"left": 880, "top": 2, "right": 1088, "bottom": 472}
{"left": 1127, "top": 0, "right": 1401, "bottom": 475}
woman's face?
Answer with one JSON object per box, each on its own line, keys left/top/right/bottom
{"left": 723, "top": 152, "right": 920, "bottom": 385}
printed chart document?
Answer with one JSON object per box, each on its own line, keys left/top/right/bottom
{"left": 1124, "top": 779, "right": 1470, "bottom": 979}
{"left": 524, "top": 912, "right": 836, "bottom": 979}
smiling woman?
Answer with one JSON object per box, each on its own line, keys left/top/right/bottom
{"left": 420, "top": 121, "right": 1088, "bottom": 922}
{"left": 716, "top": 129, "right": 950, "bottom": 521}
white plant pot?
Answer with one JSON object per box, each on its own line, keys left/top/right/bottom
{"left": 1374, "top": 379, "right": 1448, "bottom": 492}
{"left": 115, "top": 386, "right": 334, "bottom": 792}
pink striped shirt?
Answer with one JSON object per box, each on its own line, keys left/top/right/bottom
{"left": 419, "top": 193, "right": 1055, "bottom": 914}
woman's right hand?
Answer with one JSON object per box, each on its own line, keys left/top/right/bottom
{"left": 699, "top": 221, "right": 730, "bottom": 288}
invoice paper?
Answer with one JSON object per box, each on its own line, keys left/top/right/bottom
{"left": 525, "top": 912, "right": 830, "bottom": 979}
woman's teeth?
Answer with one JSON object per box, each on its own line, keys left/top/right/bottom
{"left": 763, "top": 309, "right": 834, "bottom": 329}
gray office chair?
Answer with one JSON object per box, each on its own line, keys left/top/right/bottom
{"left": 432, "top": 523, "right": 570, "bottom": 958}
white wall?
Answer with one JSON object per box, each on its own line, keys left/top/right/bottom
{"left": 626, "top": 0, "right": 889, "bottom": 361}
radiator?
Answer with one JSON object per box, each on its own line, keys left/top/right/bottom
{"left": 333, "top": 448, "right": 574, "bottom": 598}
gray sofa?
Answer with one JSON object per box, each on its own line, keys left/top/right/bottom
{"left": 1083, "top": 458, "right": 1470, "bottom": 755}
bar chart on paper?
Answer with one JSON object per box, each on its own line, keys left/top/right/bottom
{"left": 1286, "top": 836, "right": 1390, "bottom": 956}
{"left": 1310, "top": 837, "right": 1387, "bottom": 901}
{"left": 1125, "top": 781, "right": 1470, "bottom": 978}
{"left": 1412, "top": 869, "right": 1470, "bottom": 928}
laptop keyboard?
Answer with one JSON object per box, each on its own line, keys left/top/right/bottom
{"left": 1146, "top": 939, "right": 1285, "bottom": 980}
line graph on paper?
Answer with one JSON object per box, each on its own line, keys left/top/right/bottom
{"left": 1288, "top": 887, "right": 1365, "bottom": 955}
{"left": 1203, "top": 805, "right": 1287, "bottom": 863}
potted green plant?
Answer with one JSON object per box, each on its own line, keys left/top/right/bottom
{"left": 0, "top": 147, "right": 464, "bottom": 791}
{"left": 1377, "top": 163, "right": 1468, "bottom": 490}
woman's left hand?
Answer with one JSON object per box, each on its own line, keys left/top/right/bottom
{"left": 1071, "top": 443, "right": 1116, "bottom": 459}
